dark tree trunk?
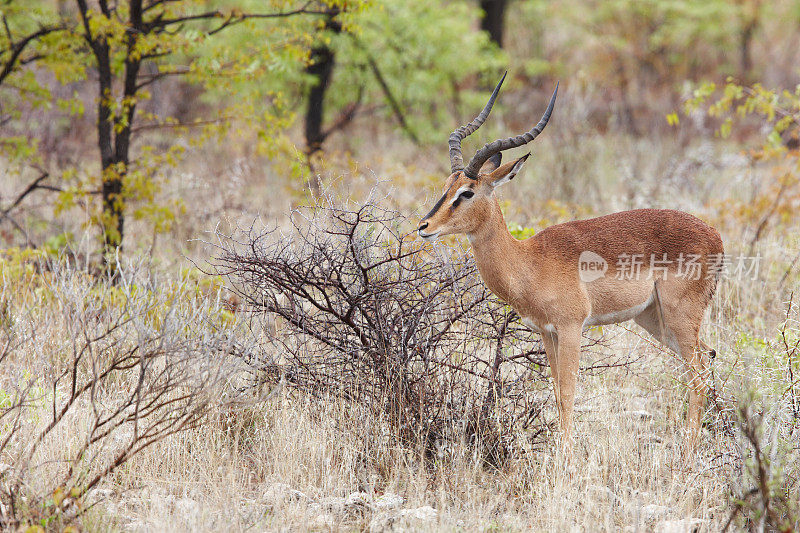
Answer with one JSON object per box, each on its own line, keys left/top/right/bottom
{"left": 77, "top": 0, "right": 143, "bottom": 272}
{"left": 304, "top": 9, "right": 342, "bottom": 193}
{"left": 738, "top": 1, "right": 763, "bottom": 83}
{"left": 92, "top": 38, "right": 124, "bottom": 264}
{"left": 305, "top": 45, "right": 335, "bottom": 154}
{"left": 740, "top": 21, "right": 756, "bottom": 80}
{"left": 480, "top": 0, "right": 508, "bottom": 48}
{"left": 103, "top": 0, "right": 142, "bottom": 261}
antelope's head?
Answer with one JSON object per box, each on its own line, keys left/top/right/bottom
{"left": 417, "top": 73, "right": 558, "bottom": 240}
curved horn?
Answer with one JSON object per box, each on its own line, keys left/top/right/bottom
{"left": 463, "top": 82, "right": 558, "bottom": 179}
{"left": 448, "top": 71, "right": 507, "bottom": 174}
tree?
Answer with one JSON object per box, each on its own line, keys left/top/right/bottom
{"left": 480, "top": 0, "right": 508, "bottom": 48}
{"left": 299, "top": 0, "right": 503, "bottom": 181}
{"left": 0, "top": 0, "right": 341, "bottom": 271}
{"left": 0, "top": 8, "right": 62, "bottom": 87}
{"left": 735, "top": 0, "right": 764, "bottom": 81}
{"left": 683, "top": 80, "right": 800, "bottom": 251}
{"left": 304, "top": 6, "right": 343, "bottom": 193}
{"left": 1, "top": 0, "right": 501, "bottom": 261}
{"left": 553, "top": 0, "right": 772, "bottom": 133}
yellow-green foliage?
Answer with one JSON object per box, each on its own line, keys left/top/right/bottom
{"left": 0, "top": 248, "right": 56, "bottom": 309}
{"left": 509, "top": 223, "right": 537, "bottom": 240}
{"left": 0, "top": 0, "right": 504, "bottom": 255}
{"left": 0, "top": 250, "right": 235, "bottom": 336}
{"left": 684, "top": 80, "right": 800, "bottom": 242}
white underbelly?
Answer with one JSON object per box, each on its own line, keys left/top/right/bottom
{"left": 521, "top": 317, "right": 556, "bottom": 335}
{"left": 519, "top": 293, "right": 655, "bottom": 334}
{"left": 584, "top": 292, "right": 654, "bottom": 327}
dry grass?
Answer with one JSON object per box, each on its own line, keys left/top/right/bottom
{"left": 2, "top": 184, "right": 798, "bottom": 531}
{"left": 2, "top": 80, "right": 799, "bottom": 532}
{"left": 53, "top": 314, "right": 793, "bottom": 532}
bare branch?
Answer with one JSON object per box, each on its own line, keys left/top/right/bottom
{"left": 210, "top": 190, "right": 554, "bottom": 462}
{"left": 145, "top": 2, "right": 329, "bottom": 34}
{"left": 0, "top": 260, "right": 242, "bottom": 525}
{"left": 0, "top": 21, "right": 64, "bottom": 86}
{"left": 0, "top": 169, "right": 49, "bottom": 216}
{"left": 351, "top": 35, "right": 420, "bottom": 145}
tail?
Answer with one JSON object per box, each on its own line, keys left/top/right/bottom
{"left": 702, "top": 243, "right": 724, "bottom": 362}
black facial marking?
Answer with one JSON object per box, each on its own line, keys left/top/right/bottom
{"left": 422, "top": 182, "right": 454, "bottom": 221}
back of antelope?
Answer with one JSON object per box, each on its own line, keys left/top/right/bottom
{"left": 417, "top": 73, "right": 723, "bottom": 450}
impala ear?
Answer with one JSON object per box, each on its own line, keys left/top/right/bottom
{"left": 480, "top": 153, "right": 502, "bottom": 174}
{"left": 488, "top": 153, "right": 530, "bottom": 188}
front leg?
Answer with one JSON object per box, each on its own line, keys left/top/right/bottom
{"left": 554, "top": 324, "right": 582, "bottom": 444}
{"left": 540, "top": 330, "right": 559, "bottom": 402}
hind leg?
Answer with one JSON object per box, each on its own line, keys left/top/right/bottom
{"left": 675, "top": 329, "right": 711, "bottom": 444}
{"left": 634, "top": 284, "right": 714, "bottom": 444}
{"left": 634, "top": 301, "right": 680, "bottom": 352}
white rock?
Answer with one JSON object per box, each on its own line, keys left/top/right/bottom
{"left": 374, "top": 493, "right": 404, "bottom": 510}
{"left": 369, "top": 513, "right": 396, "bottom": 532}
{"left": 311, "top": 513, "right": 336, "bottom": 528}
{"left": 263, "top": 483, "right": 308, "bottom": 504}
{"left": 588, "top": 485, "right": 622, "bottom": 507}
{"left": 61, "top": 498, "right": 79, "bottom": 520}
{"left": 655, "top": 518, "right": 707, "bottom": 533}
{"left": 315, "top": 493, "right": 371, "bottom": 516}
{"left": 400, "top": 506, "right": 438, "bottom": 521}
{"left": 637, "top": 435, "right": 663, "bottom": 445}
{"left": 85, "top": 488, "right": 115, "bottom": 504}
{"left": 630, "top": 396, "right": 650, "bottom": 411}
{"left": 628, "top": 410, "right": 654, "bottom": 420}
{"left": 317, "top": 497, "right": 345, "bottom": 513}
{"left": 175, "top": 497, "right": 200, "bottom": 516}
{"left": 640, "top": 504, "right": 671, "bottom": 522}
{"left": 345, "top": 491, "right": 371, "bottom": 509}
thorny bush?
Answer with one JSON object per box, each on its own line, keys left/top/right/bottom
{"left": 212, "top": 192, "right": 616, "bottom": 465}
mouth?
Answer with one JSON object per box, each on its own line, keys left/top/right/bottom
{"left": 418, "top": 231, "right": 441, "bottom": 241}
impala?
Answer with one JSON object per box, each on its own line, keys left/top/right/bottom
{"left": 418, "top": 73, "right": 723, "bottom": 447}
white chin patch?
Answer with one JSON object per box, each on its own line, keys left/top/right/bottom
{"left": 419, "top": 232, "right": 440, "bottom": 241}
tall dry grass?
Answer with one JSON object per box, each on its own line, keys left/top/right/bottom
{"left": 1, "top": 58, "right": 799, "bottom": 532}
{"left": 2, "top": 169, "right": 798, "bottom": 530}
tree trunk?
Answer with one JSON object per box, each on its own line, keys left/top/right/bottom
{"left": 82, "top": 0, "right": 143, "bottom": 272}
{"left": 304, "top": 9, "right": 342, "bottom": 193}
{"left": 93, "top": 39, "right": 125, "bottom": 268}
{"left": 480, "top": 0, "right": 508, "bottom": 48}
{"left": 739, "top": 21, "right": 756, "bottom": 81}
{"left": 738, "top": 0, "right": 762, "bottom": 83}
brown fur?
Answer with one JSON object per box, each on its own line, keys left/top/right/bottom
{"left": 419, "top": 155, "right": 724, "bottom": 448}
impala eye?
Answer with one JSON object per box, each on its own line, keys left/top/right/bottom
{"left": 452, "top": 189, "right": 474, "bottom": 209}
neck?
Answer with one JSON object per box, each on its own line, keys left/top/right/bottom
{"left": 466, "top": 197, "right": 521, "bottom": 302}
{"left": 467, "top": 197, "right": 514, "bottom": 248}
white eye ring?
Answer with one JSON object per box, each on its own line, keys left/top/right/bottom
{"left": 451, "top": 187, "right": 474, "bottom": 206}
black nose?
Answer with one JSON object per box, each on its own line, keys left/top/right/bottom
{"left": 418, "top": 221, "right": 429, "bottom": 232}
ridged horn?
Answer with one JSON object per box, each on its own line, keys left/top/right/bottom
{"left": 448, "top": 71, "right": 507, "bottom": 175}
{"left": 463, "top": 81, "right": 558, "bottom": 179}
